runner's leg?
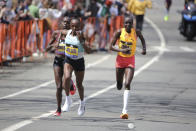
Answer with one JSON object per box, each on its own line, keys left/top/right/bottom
{"left": 75, "top": 71, "right": 85, "bottom": 101}
{"left": 62, "top": 63, "right": 74, "bottom": 112}
{"left": 53, "top": 65, "right": 63, "bottom": 115}
{"left": 121, "top": 67, "right": 134, "bottom": 119}
{"left": 116, "top": 68, "right": 125, "bottom": 90}
{"left": 63, "top": 63, "right": 74, "bottom": 96}
{"left": 124, "top": 67, "right": 134, "bottom": 90}
{"left": 75, "top": 71, "right": 85, "bottom": 116}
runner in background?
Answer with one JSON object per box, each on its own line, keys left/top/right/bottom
{"left": 164, "top": 0, "right": 172, "bottom": 21}
{"left": 109, "top": 17, "right": 146, "bottom": 119}
{"left": 45, "top": 16, "right": 76, "bottom": 116}
{"left": 127, "top": 0, "right": 152, "bottom": 31}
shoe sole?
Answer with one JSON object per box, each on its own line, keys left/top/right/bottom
{"left": 54, "top": 112, "right": 61, "bottom": 116}
{"left": 120, "top": 114, "right": 128, "bottom": 119}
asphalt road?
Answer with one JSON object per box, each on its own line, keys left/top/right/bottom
{"left": 0, "top": 0, "right": 196, "bottom": 131}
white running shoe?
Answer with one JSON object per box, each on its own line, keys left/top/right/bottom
{"left": 62, "top": 96, "right": 72, "bottom": 112}
{"left": 78, "top": 100, "right": 85, "bottom": 116}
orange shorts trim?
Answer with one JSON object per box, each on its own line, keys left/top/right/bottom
{"left": 116, "top": 55, "right": 135, "bottom": 68}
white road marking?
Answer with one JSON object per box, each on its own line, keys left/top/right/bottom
{"left": 0, "top": 55, "right": 111, "bottom": 100}
{"left": 148, "top": 45, "right": 196, "bottom": 53}
{"left": 150, "top": 46, "right": 170, "bottom": 52}
{"left": 2, "top": 120, "right": 33, "bottom": 131}
{"left": 1, "top": 17, "right": 166, "bottom": 131}
{"left": 86, "top": 55, "right": 111, "bottom": 68}
{"left": 180, "top": 46, "right": 195, "bottom": 52}
{"left": 0, "top": 81, "right": 55, "bottom": 100}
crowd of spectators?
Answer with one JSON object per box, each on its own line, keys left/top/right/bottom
{"left": 0, "top": 0, "right": 132, "bottom": 24}
{"left": 1, "top": 0, "right": 133, "bottom": 51}
{"left": 0, "top": 0, "right": 153, "bottom": 52}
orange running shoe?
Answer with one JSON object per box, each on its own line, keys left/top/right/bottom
{"left": 70, "top": 80, "right": 76, "bottom": 95}
{"left": 120, "top": 113, "right": 128, "bottom": 119}
{"left": 54, "top": 110, "right": 61, "bottom": 116}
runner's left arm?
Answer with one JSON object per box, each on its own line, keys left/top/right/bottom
{"left": 76, "top": 31, "right": 91, "bottom": 54}
{"left": 136, "top": 30, "right": 146, "bottom": 55}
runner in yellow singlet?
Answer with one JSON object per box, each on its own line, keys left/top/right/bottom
{"left": 109, "top": 17, "right": 146, "bottom": 119}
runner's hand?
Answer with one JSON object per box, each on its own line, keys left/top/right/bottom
{"left": 54, "top": 43, "right": 59, "bottom": 48}
{"left": 76, "top": 31, "right": 82, "bottom": 38}
{"left": 76, "top": 31, "right": 84, "bottom": 42}
{"left": 122, "top": 48, "right": 131, "bottom": 54}
{"left": 57, "top": 32, "right": 62, "bottom": 43}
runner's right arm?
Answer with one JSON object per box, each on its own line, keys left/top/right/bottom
{"left": 45, "top": 31, "right": 59, "bottom": 52}
{"left": 76, "top": 31, "right": 91, "bottom": 54}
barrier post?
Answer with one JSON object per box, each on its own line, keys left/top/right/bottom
{"left": 24, "top": 21, "right": 29, "bottom": 56}
{"left": 109, "top": 16, "right": 115, "bottom": 42}
{"left": 16, "top": 21, "right": 22, "bottom": 58}
{"left": 0, "top": 24, "right": 5, "bottom": 65}
{"left": 21, "top": 21, "right": 25, "bottom": 57}
{"left": 11, "top": 24, "right": 16, "bottom": 59}
{"left": 39, "top": 20, "right": 44, "bottom": 53}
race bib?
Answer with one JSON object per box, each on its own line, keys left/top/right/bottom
{"left": 120, "top": 41, "right": 132, "bottom": 54}
{"left": 65, "top": 45, "right": 78, "bottom": 58}
{"left": 56, "top": 46, "right": 65, "bottom": 54}
{"left": 56, "top": 42, "right": 65, "bottom": 55}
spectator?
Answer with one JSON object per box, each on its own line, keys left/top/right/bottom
{"left": 83, "top": 18, "right": 96, "bottom": 48}
{"left": 115, "top": 0, "right": 124, "bottom": 15}
{"left": 0, "top": 0, "right": 9, "bottom": 24}
{"left": 62, "top": 0, "right": 72, "bottom": 14}
{"left": 98, "top": 0, "right": 112, "bottom": 18}
{"left": 110, "top": 3, "right": 118, "bottom": 16}
{"left": 85, "top": 0, "right": 99, "bottom": 18}
{"left": 16, "top": 7, "right": 33, "bottom": 21}
{"left": 5, "top": 4, "right": 18, "bottom": 24}
{"left": 39, "top": 6, "right": 48, "bottom": 19}
{"left": 16, "top": 0, "right": 33, "bottom": 21}
{"left": 29, "top": 0, "right": 39, "bottom": 19}
{"left": 97, "top": 0, "right": 112, "bottom": 51}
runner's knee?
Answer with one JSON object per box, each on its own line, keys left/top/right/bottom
{"left": 57, "top": 87, "right": 62, "bottom": 93}
{"left": 56, "top": 83, "right": 62, "bottom": 90}
{"left": 64, "top": 75, "right": 71, "bottom": 82}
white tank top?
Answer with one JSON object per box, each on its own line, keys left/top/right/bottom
{"left": 64, "top": 30, "right": 84, "bottom": 59}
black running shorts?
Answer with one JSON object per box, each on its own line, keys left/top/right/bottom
{"left": 53, "top": 56, "right": 65, "bottom": 69}
{"left": 64, "top": 57, "right": 85, "bottom": 71}
{"left": 166, "top": 0, "right": 172, "bottom": 6}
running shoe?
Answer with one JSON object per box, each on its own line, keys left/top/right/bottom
{"left": 70, "top": 80, "right": 76, "bottom": 95}
{"left": 78, "top": 101, "right": 85, "bottom": 116}
{"left": 62, "top": 96, "right": 72, "bottom": 112}
{"left": 120, "top": 113, "right": 128, "bottom": 119}
{"left": 164, "top": 15, "right": 169, "bottom": 21}
{"left": 54, "top": 110, "right": 61, "bottom": 116}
